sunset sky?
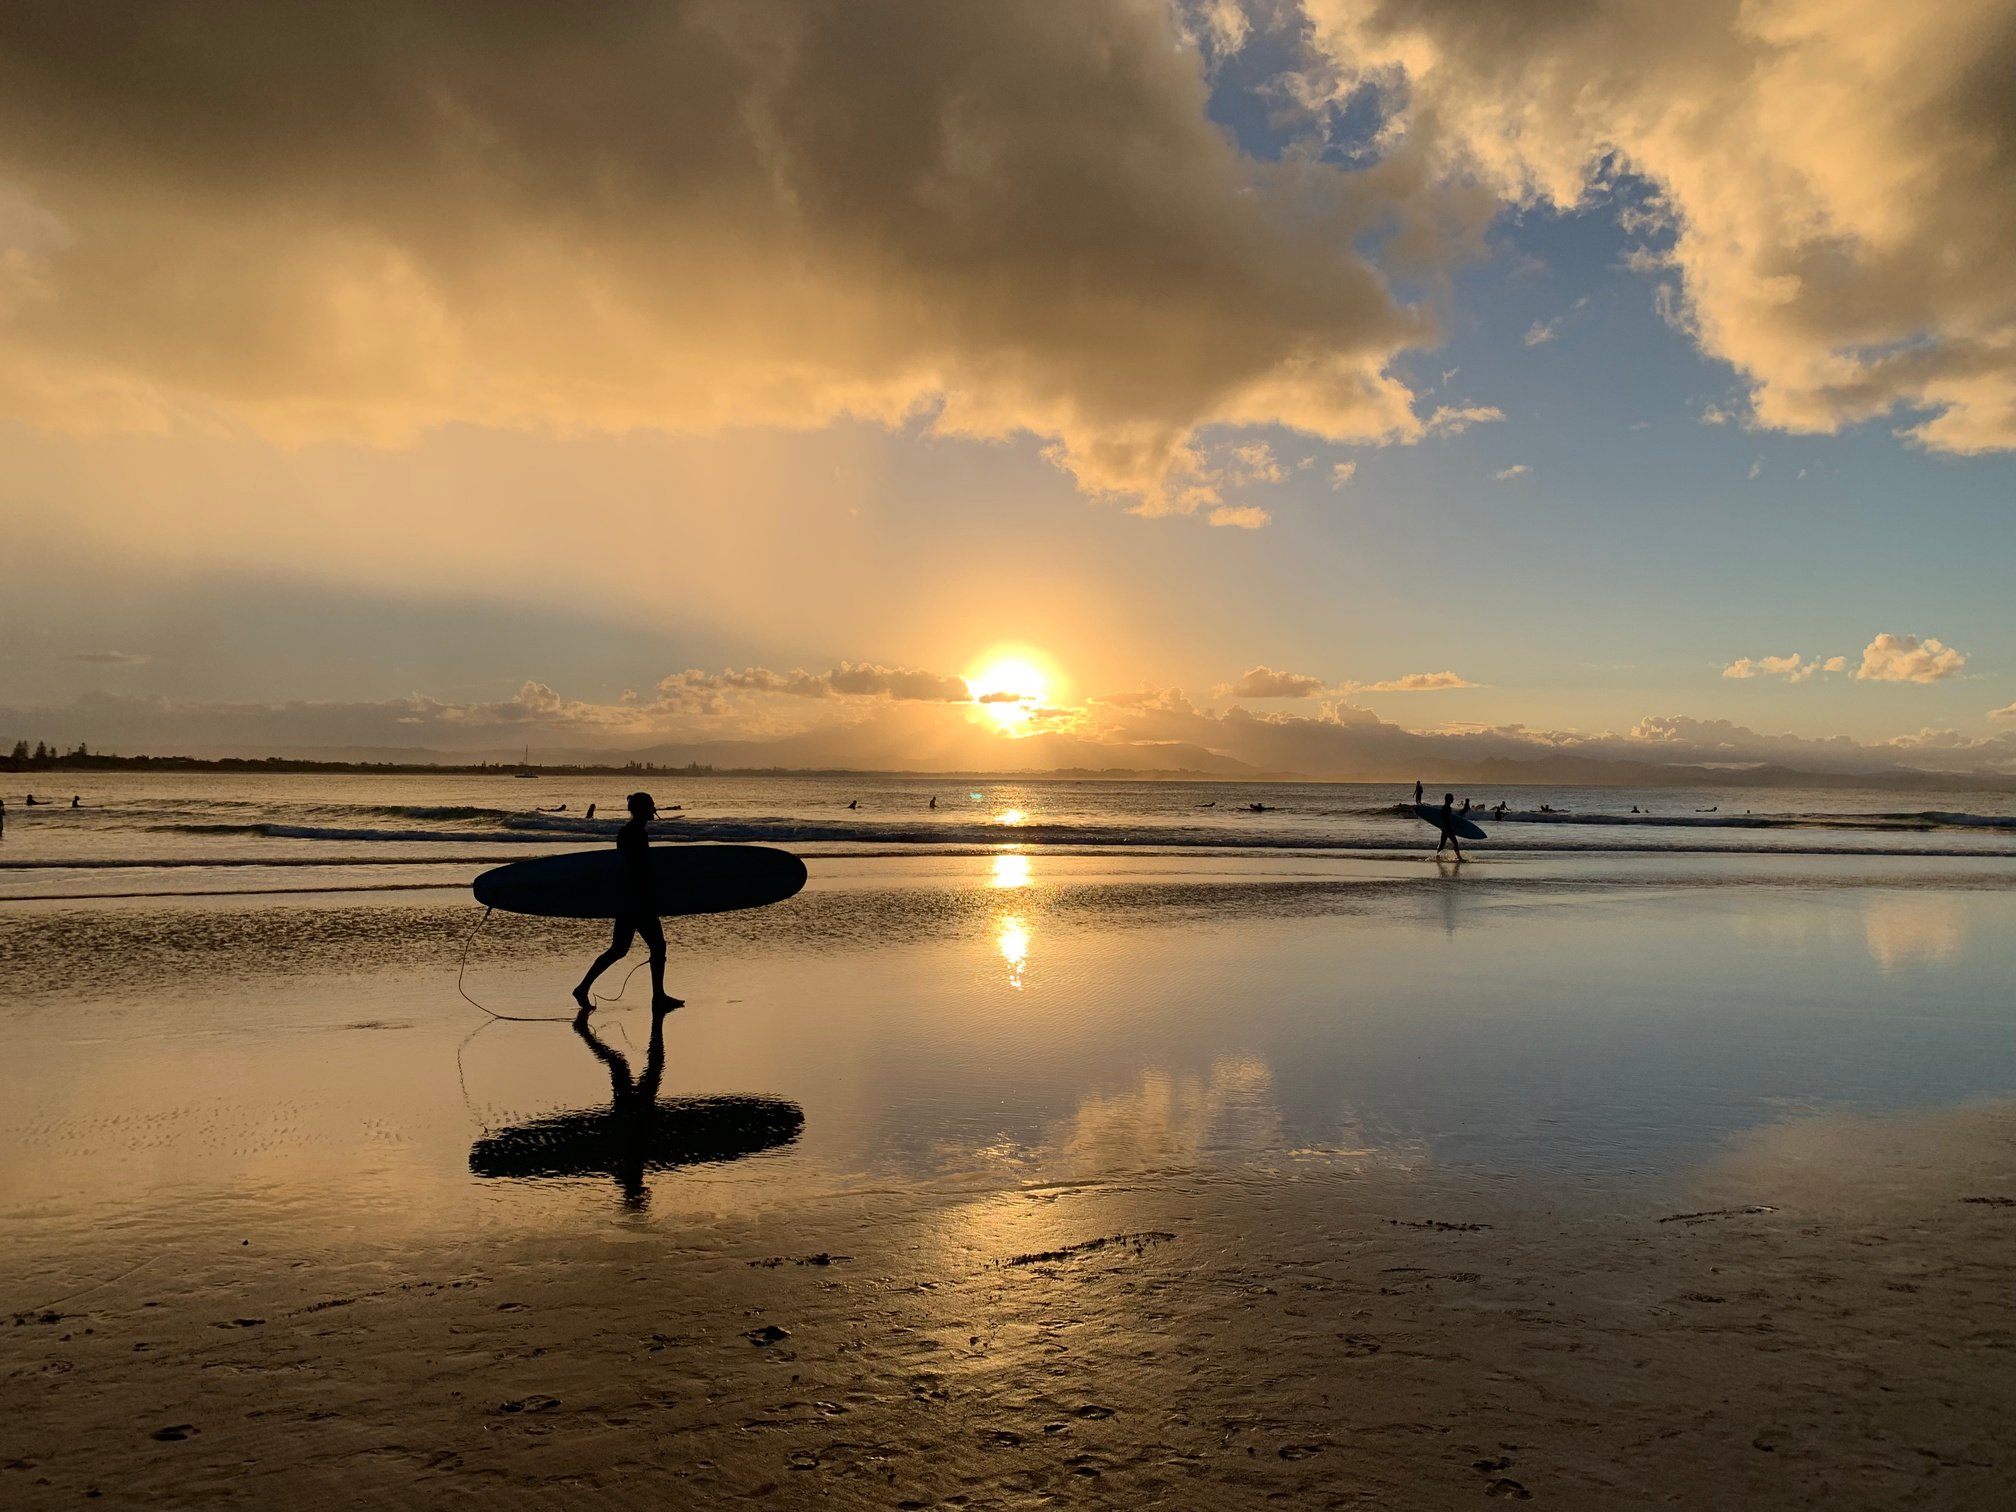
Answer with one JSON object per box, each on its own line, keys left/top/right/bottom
{"left": 4, "top": 1, "right": 2014, "bottom": 776}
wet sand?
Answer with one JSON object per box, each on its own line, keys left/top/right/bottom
{"left": 5, "top": 853, "right": 2015, "bottom": 1506}
{"left": 8, "top": 1117, "right": 2015, "bottom": 1509}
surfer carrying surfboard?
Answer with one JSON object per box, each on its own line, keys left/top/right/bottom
{"left": 1435, "top": 792, "right": 1466, "bottom": 862}
{"left": 573, "top": 791, "right": 683, "bottom": 1017}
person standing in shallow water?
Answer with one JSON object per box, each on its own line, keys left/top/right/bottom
{"left": 1435, "top": 791, "right": 1466, "bottom": 863}
{"left": 573, "top": 791, "right": 682, "bottom": 1017}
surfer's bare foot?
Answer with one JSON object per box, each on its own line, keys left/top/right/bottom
{"left": 572, "top": 986, "right": 595, "bottom": 1015}
{"left": 652, "top": 994, "right": 684, "bottom": 1014}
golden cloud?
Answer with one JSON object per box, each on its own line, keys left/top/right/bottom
{"left": 0, "top": 1, "right": 1499, "bottom": 513}
{"left": 1305, "top": 0, "right": 2016, "bottom": 454}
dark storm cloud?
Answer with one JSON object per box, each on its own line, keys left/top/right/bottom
{"left": 0, "top": 0, "right": 1486, "bottom": 511}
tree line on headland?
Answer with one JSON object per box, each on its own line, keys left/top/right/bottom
{"left": 1, "top": 741, "right": 717, "bottom": 778}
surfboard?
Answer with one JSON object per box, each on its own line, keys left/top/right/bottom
{"left": 473, "top": 844, "right": 807, "bottom": 919}
{"left": 1413, "top": 803, "right": 1487, "bottom": 841}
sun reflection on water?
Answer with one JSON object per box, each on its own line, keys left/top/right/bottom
{"left": 996, "top": 915, "right": 1029, "bottom": 990}
{"left": 990, "top": 853, "right": 1031, "bottom": 889}
{"left": 994, "top": 808, "right": 1027, "bottom": 826}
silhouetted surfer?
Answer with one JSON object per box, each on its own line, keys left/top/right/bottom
{"left": 1414, "top": 778, "right": 1424, "bottom": 805}
{"left": 1435, "top": 792, "right": 1466, "bottom": 862}
{"left": 573, "top": 791, "right": 680, "bottom": 1017}
{"left": 585, "top": 803, "right": 597, "bottom": 820}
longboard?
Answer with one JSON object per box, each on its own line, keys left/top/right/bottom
{"left": 473, "top": 844, "right": 806, "bottom": 919}
{"left": 1413, "top": 803, "right": 1487, "bottom": 841}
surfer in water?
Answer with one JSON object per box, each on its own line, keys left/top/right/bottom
{"left": 1414, "top": 778, "right": 1424, "bottom": 805}
{"left": 573, "top": 791, "right": 681, "bottom": 1017}
{"left": 1435, "top": 792, "right": 1466, "bottom": 862}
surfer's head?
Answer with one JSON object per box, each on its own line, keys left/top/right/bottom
{"left": 627, "top": 791, "right": 656, "bottom": 818}
{"left": 1443, "top": 793, "right": 1454, "bottom": 804}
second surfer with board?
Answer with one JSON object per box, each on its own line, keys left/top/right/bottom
{"left": 573, "top": 791, "right": 683, "bottom": 1017}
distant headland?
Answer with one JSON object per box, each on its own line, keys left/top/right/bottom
{"left": 4, "top": 738, "right": 2013, "bottom": 793}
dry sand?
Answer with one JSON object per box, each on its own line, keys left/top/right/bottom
{"left": 7, "top": 1102, "right": 2014, "bottom": 1510}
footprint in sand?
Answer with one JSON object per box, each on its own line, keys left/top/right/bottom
{"left": 1073, "top": 1405, "right": 1116, "bottom": 1420}
{"left": 150, "top": 1425, "right": 197, "bottom": 1443}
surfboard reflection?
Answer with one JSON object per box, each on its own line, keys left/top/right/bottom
{"left": 469, "top": 1012, "right": 804, "bottom": 1209}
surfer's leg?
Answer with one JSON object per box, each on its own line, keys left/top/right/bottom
{"left": 575, "top": 919, "right": 637, "bottom": 1011}
{"left": 642, "top": 917, "right": 682, "bottom": 1011}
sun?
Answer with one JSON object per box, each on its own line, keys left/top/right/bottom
{"left": 966, "top": 653, "right": 1051, "bottom": 732}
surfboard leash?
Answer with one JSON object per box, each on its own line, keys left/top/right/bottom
{"left": 455, "top": 905, "right": 572, "bottom": 1022}
{"left": 454, "top": 905, "right": 655, "bottom": 1021}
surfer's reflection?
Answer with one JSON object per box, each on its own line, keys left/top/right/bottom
{"left": 468, "top": 1011, "right": 804, "bottom": 1209}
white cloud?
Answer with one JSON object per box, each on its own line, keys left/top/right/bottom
{"left": 72, "top": 650, "right": 149, "bottom": 665}
{"left": 1191, "top": 0, "right": 1252, "bottom": 56}
{"left": 1207, "top": 504, "right": 1271, "bottom": 529}
{"left": 1330, "top": 459, "right": 1357, "bottom": 488}
{"left": 1523, "top": 319, "right": 1560, "bottom": 347}
{"left": 659, "top": 662, "right": 973, "bottom": 705}
{"left": 1352, "top": 671, "right": 1480, "bottom": 692}
{"left": 1494, "top": 463, "right": 1528, "bottom": 480}
{"left": 1087, "top": 685, "right": 1195, "bottom": 714}
{"left": 1822, "top": 655, "right": 1848, "bottom": 672}
{"left": 1224, "top": 665, "right": 1327, "bottom": 699}
{"left": 1747, "top": 459, "right": 1763, "bottom": 480}
{"left": 1856, "top": 633, "right": 1968, "bottom": 684}
{"left": 1723, "top": 652, "right": 1823, "bottom": 684}
{"left": 1227, "top": 441, "right": 1285, "bottom": 484}
{"left": 1425, "top": 404, "right": 1506, "bottom": 436}
{"left": 1990, "top": 701, "right": 2016, "bottom": 721}
{"left": 1303, "top": 0, "right": 2016, "bottom": 456}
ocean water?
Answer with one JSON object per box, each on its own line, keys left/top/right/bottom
{"left": 4, "top": 768, "right": 2016, "bottom": 1277}
{"left": 3, "top": 769, "right": 2015, "bottom": 902}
